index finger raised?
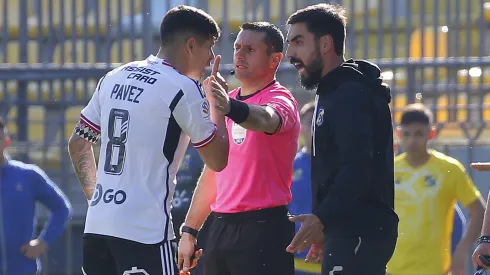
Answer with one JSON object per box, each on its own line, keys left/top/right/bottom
{"left": 211, "top": 55, "right": 221, "bottom": 76}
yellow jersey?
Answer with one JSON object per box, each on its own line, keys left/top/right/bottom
{"left": 386, "top": 150, "right": 481, "bottom": 275}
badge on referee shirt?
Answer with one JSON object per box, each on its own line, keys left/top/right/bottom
{"left": 232, "top": 122, "right": 247, "bottom": 145}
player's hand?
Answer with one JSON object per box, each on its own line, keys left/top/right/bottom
{"left": 473, "top": 243, "right": 490, "bottom": 270}
{"left": 210, "top": 55, "right": 228, "bottom": 92}
{"left": 20, "top": 238, "right": 47, "bottom": 259}
{"left": 305, "top": 242, "right": 323, "bottom": 263}
{"left": 286, "top": 214, "right": 324, "bottom": 254}
{"left": 450, "top": 243, "right": 468, "bottom": 275}
{"left": 177, "top": 233, "right": 203, "bottom": 273}
{"left": 470, "top": 162, "right": 490, "bottom": 171}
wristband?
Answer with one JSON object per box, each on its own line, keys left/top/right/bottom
{"left": 180, "top": 225, "right": 199, "bottom": 238}
{"left": 226, "top": 98, "right": 249, "bottom": 124}
{"left": 477, "top": 236, "right": 490, "bottom": 245}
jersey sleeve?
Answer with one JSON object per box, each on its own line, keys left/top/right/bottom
{"left": 452, "top": 162, "right": 481, "bottom": 207}
{"left": 74, "top": 75, "right": 105, "bottom": 144}
{"left": 264, "top": 90, "right": 299, "bottom": 134}
{"left": 173, "top": 80, "right": 217, "bottom": 149}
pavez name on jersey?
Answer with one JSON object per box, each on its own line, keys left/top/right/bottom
{"left": 75, "top": 55, "right": 216, "bottom": 244}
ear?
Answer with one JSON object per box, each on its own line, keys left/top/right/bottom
{"left": 185, "top": 36, "right": 197, "bottom": 55}
{"left": 395, "top": 126, "right": 402, "bottom": 137}
{"left": 4, "top": 137, "right": 10, "bottom": 147}
{"left": 428, "top": 126, "right": 437, "bottom": 140}
{"left": 320, "top": 35, "right": 334, "bottom": 55}
{"left": 270, "top": 52, "right": 283, "bottom": 69}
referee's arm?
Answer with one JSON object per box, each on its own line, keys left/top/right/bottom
{"left": 235, "top": 104, "right": 282, "bottom": 134}
{"left": 312, "top": 84, "right": 374, "bottom": 225}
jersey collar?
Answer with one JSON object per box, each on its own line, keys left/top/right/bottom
{"left": 146, "top": 55, "right": 177, "bottom": 71}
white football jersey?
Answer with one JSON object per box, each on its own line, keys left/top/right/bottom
{"left": 76, "top": 55, "right": 216, "bottom": 244}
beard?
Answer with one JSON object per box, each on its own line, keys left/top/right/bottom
{"left": 290, "top": 46, "right": 323, "bottom": 91}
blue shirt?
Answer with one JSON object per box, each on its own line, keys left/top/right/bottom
{"left": 288, "top": 151, "right": 312, "bottom": 260}
{"left": 0, "top": 159, "right": 72, "bottom": 275}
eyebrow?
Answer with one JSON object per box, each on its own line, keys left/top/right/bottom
{"left": 287, "top": 34, "right": 304, "bottom": 43}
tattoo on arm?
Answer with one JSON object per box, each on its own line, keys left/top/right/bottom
{"left": 68, "top": 134, "right": 97, "bottom": 200}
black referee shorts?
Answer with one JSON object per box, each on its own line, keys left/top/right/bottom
{"left": 82, "top": 233, "right": 178, "bottom": 275}
{"left": 321, "top": 236, "right": 396, "bottom": 275}
{"left": 201, "top": 206, "right": 295, "bottom": 275}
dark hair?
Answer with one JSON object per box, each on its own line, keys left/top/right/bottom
{"left": 300, "top": 102, "right": 315, "bottom": 120}
{"left": 287, "top": 3, "right": 347, "bottom": 56}
{"left": 160, "top": 5, "right": 220, "bottom": 46}
{"left": 0, "top": 117, "right": 5, "bottom": 130}
{"left": 240, "top": 21, "right": 284, "bottom": 55}
{"left": 400, "top": 103, "right": 433, "bottom": 126}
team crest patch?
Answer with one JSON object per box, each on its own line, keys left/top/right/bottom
{"left": 316, "top": 108, "right": 325, "bottom": 126}
{"left": 231, "top": 122, "right": 247, "bottom": 145}
{"left": 424, "top": 175, "right": 437, "bottom": 187}
{"left": 201, "top": 100, "right": 210, "bottom": 119}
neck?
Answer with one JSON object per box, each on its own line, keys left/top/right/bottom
{"left": 321, "top": 55, "right": 345, "bottom": 78}
{"left": 405, "top": 149, "right": 430, "bottom": 167}
{"left": 239, "top": 74, "right": 276, "bottom": 96}
{"left": 156, "top": 47, "right": 189, "bottom": 76}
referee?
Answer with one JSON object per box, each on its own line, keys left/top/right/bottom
{"left": 178, "top": 22, "right": 300, "bottom": 275}
{"left": 285, "top": 4, "right": 399, "bottom": 275}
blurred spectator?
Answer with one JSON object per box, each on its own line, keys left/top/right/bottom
{"left": 0, "top": 118, "right": 72, "bottom": 275}
{"left": 387, "top": 104, "right": 485, "bottom": 275}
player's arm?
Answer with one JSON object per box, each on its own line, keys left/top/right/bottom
{"left": 312, "top": 83, "right": 374, "bottom": 225}
{"left": 173, "top": 81, "right": 229, "bottom": 172}
{"left": 460, "top": 199, "right": 485, "bottom": 246}
{"left": 68, "top": 75, "right": 104, "bottom": 200}
{"left": 68, "top": 134, "right": 98, "bottom": 200}
{"left": 481, "top": 192, "right": 490, "bottom": 236}
{"left": 182, "top": 166, "right": 217, "bottom": 231}
{"left": 454, "top": 165, "right": 485, "bottom": 247}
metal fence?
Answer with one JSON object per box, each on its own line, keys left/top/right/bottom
{"left": 1, "top": 0, "right": 490, "bottom": 274}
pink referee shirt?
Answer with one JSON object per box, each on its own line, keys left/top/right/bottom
{"left": 211, "top": 80, "right": 300, "bottom": 213}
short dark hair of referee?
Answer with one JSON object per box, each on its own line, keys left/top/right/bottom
{"left": 285, "top": 4, "right": 399, "bottom": 275}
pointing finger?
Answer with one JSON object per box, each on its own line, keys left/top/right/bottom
{"left": 211, "top": 55, "right": 221, "bottom": 76}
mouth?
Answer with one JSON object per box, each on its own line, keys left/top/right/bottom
{"left": 291, "top": 60, "right": 305, "bottom": 73}
{"left": 235, "top": 64, "right": 247, "bottom": 70}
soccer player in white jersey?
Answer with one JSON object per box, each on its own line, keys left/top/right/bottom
{"left": 67, "top": 5, "right": 229, "bottom": 275}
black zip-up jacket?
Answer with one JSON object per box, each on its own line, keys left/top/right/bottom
{"left": 311, "top": 59, "right": 399, "bottom": 238}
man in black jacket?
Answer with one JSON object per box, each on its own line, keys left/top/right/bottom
{"left": 285, "top": 4, "right": 399, "bottom": 275}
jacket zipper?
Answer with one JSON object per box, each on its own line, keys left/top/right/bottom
{"left": 312, "top": 95, "right": 319, "bottom": 156}
{"left": 0, "top": 164, "right": 8, "bottom": 275}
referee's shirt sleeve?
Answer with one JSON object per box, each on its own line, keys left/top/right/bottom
{"left": 312, "top": 83, "right": 374, "bottom": 225}
{"left": 77, "top": 74, "right": 105, "bottom": 143}
{"left": 173, "top": 80, "right": 217, "bottom": 149}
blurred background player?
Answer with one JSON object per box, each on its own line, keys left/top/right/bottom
{"left": 0, "top": 118, "right": 72, "bottom": 275}
{"left": 387, "top": 103, "right": 485, "bottom": 275}
{"left": 287, "top": 102, "right": 321, "bottom": 275}
{"left": 68, "top": 5, "right": 228, "bottom": 275}
{"left": 178, "top": 21, "right": 300, "bottom": 275}
{"left": 285, "top": 4, "right": 399, "bottom": 275}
